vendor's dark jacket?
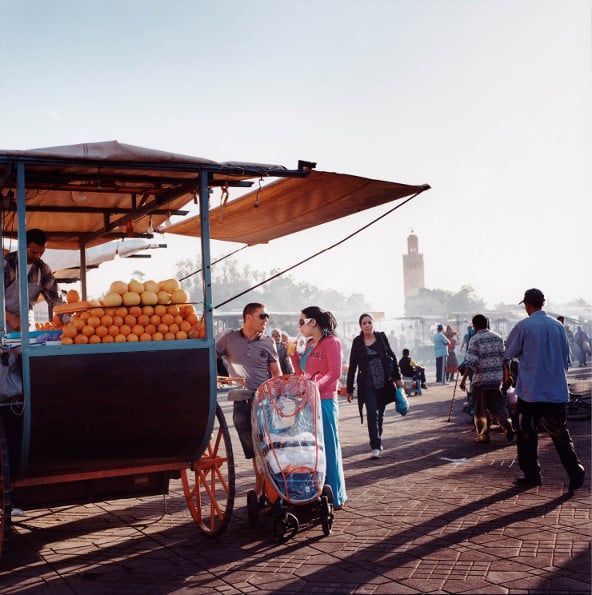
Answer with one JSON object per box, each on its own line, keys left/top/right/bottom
{"left": 346, "top": 331, "right": 401, "bottom": 422}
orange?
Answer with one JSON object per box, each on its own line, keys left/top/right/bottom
{"left": 180, "top": 304, "right": 196, "bottom": 316}
{"left": 87, "top": 316, "right": 101, "bottom": 328}
{"left": 167, "top": 305, "right": 180, "bottom": 316}
{"left": 62, "top": 324, "right": 78, "bottom": 339}
{"left": 81, "top": 325, "right": 95, "bottom": 337}
{"left": 112, "top": 315, "right": 124, "bottom": 327}
{"left": 104, "top": 307, "right": 116, "bottom": 317}
{"left": 175, "top": 330, "right": 188, "bottom": 340}
{"left": 115, "top": 307, "right": 128, "bottom": 318}
{"left": 108, "top": 325, "right": 120, "bottom": 337}
{"left": 61, "top": 336, "right": 74, "bottom": 345}
{"left": 164, "top": 332, "right": 176, "bottom": 341}
{"left": 127, "top": 333, "right": 139, "bottom": 342}
{"left": 124, "top": 314, "right": 136, "bottom": 327}
{"left": 139, "top": 332, "right": 152, "bottom": 341}
{"left": 144, "top": 323, "right": 156, "bottom": 335}
{"left": 152, "top": 332, "right": 164, "bottom": 341}
{"left": 154, "top": 305, "right": 167, "bottom": 316}
{"left": 174, "top": 315, "right": 183, "bottom": 326}
{"left": 150, "top": 314, "right": 161, "bottom": 326}
{"left": 157, "top": 323, "right": 169, "bottom": 334}
{"left": 102, "top": 334, "right": 114, "bottom": 343}
{"left": 88, "top": 334, "right": 101, "bottom": 344}
{"left": 179, "top": 320, "right": 192, "bottom": 333}
{"left": 120, "top": 324, "right": 132, "bottom": 337}
{"left": 74, "top": 334, "right": 89, "bottom": 344}
{"left": 95, "top": 325, "right": 108, "bottom": 338}
{"left": 132, "top": 324, "right": 144, "bottom": 336}
{"left": 142, "top": 305, "right": 154, "bottom": 316}
{"left": 129, "top": 306, "right": 142, "bottom": 317}
{"left": 101, "top": 315, "right": 113, "bottom": 327}
{"left": 137, "top": 314, "right": 150, "bottom": 326}
{"left": 66, "top": 289, "right": 80, "bottom": 303}
{"left": 169, "top": 323, "right": 180, "bottom": 334}
{"left": 161, "top": 313, "right": 174, "bottom": 326}
{"left": 186, "top": 313, "right": 199, "bottom": 326}
{"left": 80, "top": 311, "right": 91, "bottom": 321}
{"left": 114, "top": 334, "right": 126, "bottom": 343}
{"left": 90, "top": 307, "right": 105, "bottom": 317}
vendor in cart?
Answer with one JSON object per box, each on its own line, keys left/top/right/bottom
{"left": 3, "top": 228, "right": 63, "bottom": 333}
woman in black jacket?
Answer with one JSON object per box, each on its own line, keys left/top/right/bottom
{"left": 346, "top": 313, "right": 403, "bottom": 459}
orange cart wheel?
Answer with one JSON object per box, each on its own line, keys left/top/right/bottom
{"left": 0, "top": 417, "right": 11, "bottom": 560}
{"left": 181, "top": 403, "right": 235, "bottom": 537}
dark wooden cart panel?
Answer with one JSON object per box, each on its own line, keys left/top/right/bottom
{"left": 8, "top": 347, "right": 211, "bottom": 479}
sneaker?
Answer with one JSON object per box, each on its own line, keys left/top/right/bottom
{"left": 11, "top": 507, "right": 25, "bottom": 517}
{"left": 473, "top": 436, "right": 490, "bottom": 444}
{"left": 370, "top": 449, "right": 382, "bottom": 459}
{"left": 421, "top": 383, "right": 428, "bottom": 389}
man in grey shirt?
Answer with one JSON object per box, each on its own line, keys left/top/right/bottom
{"left": 216, "top": 303, "right": 281, "bottom": 461}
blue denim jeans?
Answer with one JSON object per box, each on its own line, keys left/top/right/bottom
{"left": 364, "top": 385, "right": 386, "bottom": 450}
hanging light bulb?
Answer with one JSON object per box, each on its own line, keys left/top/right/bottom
{"left": 157, "top": 211, "right": 172, "bottom": 233}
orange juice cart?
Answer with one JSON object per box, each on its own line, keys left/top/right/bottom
{"left": 0, "top": 141, "right": 314, "bottom": 558}
{"left": 0, "top": 141, "right": 429, "bottom": 558}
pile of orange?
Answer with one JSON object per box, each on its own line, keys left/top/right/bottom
{"left": 35, "top": 320, "right": 62, "bottom": 330}
{"left": 60, "top": 303, "right": 203, "bottom": 345}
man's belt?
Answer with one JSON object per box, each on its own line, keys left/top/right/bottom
{"left": 227, "top": 388, "right": 256, "bottom": 403}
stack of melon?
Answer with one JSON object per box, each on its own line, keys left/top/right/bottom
{"left": 60, "top": 279, "right": 204, "bottom": 345}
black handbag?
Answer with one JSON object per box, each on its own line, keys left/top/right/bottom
{"left": 378, "top": 333, "right": 397, "bottom": 380}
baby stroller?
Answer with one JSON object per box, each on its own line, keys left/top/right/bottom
{"left": 248, "top": 374, "right": 334, "bottom": 540}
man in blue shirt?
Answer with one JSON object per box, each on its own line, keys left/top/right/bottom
{"left": 505, "top": 288, "right": 585, "bottom": 493}
{"left": 433, "top": 324, "right": 450, "bottom": 384}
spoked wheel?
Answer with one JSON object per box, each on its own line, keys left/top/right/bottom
{"left": 247, "top": 489, "right": 259, "bottom": 527}
{"left": 273, "top": 511, "right": 299, "bottom": 541}
{"left": 320, "top": 484, "right": 334, "bottom": 536}
{"left": 181, "top": 404, "right": 235, "bottom": 537}
{"left": 0, "top": 417, "right": 11, "bottom": 560}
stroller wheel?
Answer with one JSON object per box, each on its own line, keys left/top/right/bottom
{"left": 247, "top": 489, "right": 259, "bottom": 527}
{"left": 320, "top": 496, "right": 333, "bottom": 536}
{"left": 274, "top": 512, "right": 299, "bottom": 540}
{"left": 321, "top": 484, "right": 334, "bottom": 506}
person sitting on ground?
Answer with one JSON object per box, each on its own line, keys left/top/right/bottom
{"left": 398, "top": 348, "right": 428, "bottom": 389}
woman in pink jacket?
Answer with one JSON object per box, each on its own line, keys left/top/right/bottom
{"left": 291, "top": 306, "right": 347, "bottom": 509}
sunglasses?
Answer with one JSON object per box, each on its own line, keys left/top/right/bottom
{"left": 299, "top": 317, "right": 313, "bottom": 326}
{"left": 258, "top": 313, "right": 270, "bottom": 320}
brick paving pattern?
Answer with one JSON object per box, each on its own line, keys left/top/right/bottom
{"left": 1, "top": 374, "right": 590, "bottom": 594}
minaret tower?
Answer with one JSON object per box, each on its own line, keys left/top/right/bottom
{"left": 402, "top": 230, "right": 425, "bottom": 302}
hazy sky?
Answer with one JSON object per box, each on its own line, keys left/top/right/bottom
{"left": 1, "top": 0, "right": 590, "bottom": 317}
